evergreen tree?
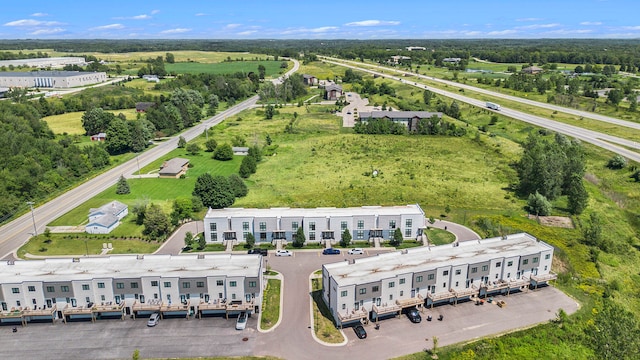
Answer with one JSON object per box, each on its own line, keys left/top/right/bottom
{"left": 116, "top": 175, "right": 130, "bottom": 195}
{"left": 245, "top": 233, "right": 256, "bottom": 249}
{"left": 526, "top": 191, "right": 552, "bottom": 216}
{"left": 566, "top": 174, "right": 588, "bottom": 215}
{"left": 390, "top": 228, "right": 403, "bottom": 247}
{"left": 340, "top": 228, "right": 352, "bottom": 247}
{"left": 239, "top": 155, "right": 257, "bottom": 178}
{"left": 293, "top": 227, "right": 306, "bottom": 248}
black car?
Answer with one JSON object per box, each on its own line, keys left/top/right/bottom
{"left": 353, "top": 324, "right": 367, "bottom": 339}
{"left": 407, "top": 308, "right": 422, "bottom": 323}
{"left": 248, "top": 248, "right": 268, "bottom": 256}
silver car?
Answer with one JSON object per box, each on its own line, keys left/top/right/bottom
{"left": 235, "top": 312, "right": 248, "bottom": 330}
{"left": 147, "top": 312, "right": 160, "bottom": 327}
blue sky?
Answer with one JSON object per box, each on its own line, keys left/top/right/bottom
{"left": 1, "top": 0, "right": 639, "bottom": 39}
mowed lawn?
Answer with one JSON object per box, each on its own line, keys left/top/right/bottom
{"left": 43, "top": 108, "right": 139, "bottom": 135}
{"left": 166, "top": 60, "right": 285, "bottom": 76}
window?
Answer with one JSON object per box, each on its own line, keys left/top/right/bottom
{"left": 243, "top": 232, "right": 249, "bottom": 241}
{"left": 372, "top": 286, "right": 379, "bottom": 292}
{"left": 359, "top": 288, "right": 366, "bottom": 295}
{"left": 131, "top": 283, "right": 138, "bottom": 289}
{"left": 28, "top": 286, "right": 36, "bottom": 292}
{"left": 98, "top": 282, "right": 106, "bottom": 289}
{"left": 507, "top": 261, "right": 513, "bottom": 267}
{"left": 482, "top": 265, "right": 488, "bottom": 271}
{"left": 471, "top": 267, "right": 478, "bottom": 273}
{"left": 212, "top": 233, "right": 217, "bottom": 241}
{"left": 231, "top": 294, "right": 236, "bottom": 300}
{"left": 116, "top": 282, "right": 124, "bottom": 289}
{"left": 356, "top": 230, "right": 364, "bottom": 239}
{"left": 197, "top": 282, "right": 204, "bottom": 288}
{"left": 416, "top": 276, "right": 423, "bottom": 282}
{"left": 400, "top": 290, "right": 404, "bottom": 296}
{"left": 399, "top": 278, "right": 405, "bottom": 285}
{"left": 496, "top": 262, "right": 502, "bottom": 268}
{"left": 388, "top": 282, "right": 395, "bottom": 288}
{"left": 259, "top": 222, "right": 266, "bottom": 231}
{"left": 533, "top": 257, "right": 539, "bottom": 263}
{"left": 100, "top": 295, "right": 106, "bottom": 301}
{"left": 46, "top": 286, "right": 55, "bottom": 292}
{"left": 443, "top": 283, "right": 446, "bottom": 288}
{"left": 292, "top": 221, "right": 299, "bottom": 230}
{"left": 523, "top": 259, "right": 529, "bottom": 265}
{"left": 405, "top": 228, "right": 412, "bottom": 237}
{"left": 357, "top": 220, "right": 364, "bottom": 229}
{"left": 151, "top": 281, "right": 158, "bottom": 287}
{"left": 389, "top": 220, "right": 396, "bottom": 229}
{"left": 309, "top": 232, "right": 316, "bottom": 241}
{"left": 545, "top": 254, "right": 550, "bottom": 260}
{"left": 249, "top": 281, "right": 256, "bottom": 287}
{"left": 341, "top": 291, "right": 348, "bottom": 297}
{"left": 341, "top": 221, "right": 348, "bottom": 231}
{"left": 61, "top": 286, "right": 69, "bottom": 292}
{"left": 455, "top": 281, "right": 459, "bottom": 287}
{"left": 427, "top": 274, "right": 434, "bottom": 280}
{"left": 544, "top": 266, "right": 548, "bottom": 271}
{"left": 230, "top": 281, "right": 237, "bottom": 287}
{"left": 455, "top": 269, "right": 461, "bottom": 275}
{"left": 242, "top": 222, "right": 249, "bottom": 231}
{"left": 81, "top": 284, "right": 90, "bottom": 291}
{"left": 389, "top": 294, "right": 393, "bottom": 300}
{"left": 309, "top": 222, "right": 315, "bottom": 231}
{"left": 183, "top": 282, "right": 190, "bottom": 289}
{"left": 11, "top": 288, "right": 20, "bottom": 294}
{"left": 163, "top": 282, "right": 171, "bottom": 288}
{"left": 342, "top": 304, "right": 346, "bottom": 310}
{"left": 217, "top": 280, "right": 224, "bottom": 286}
{"left": 443, "top": 270, "right": 449, "bottom": 276}
{"left": 210, "top": 223, "right": 217, "bottom": 232}
{"left": 406, "top": 219, "right": 412, "bottom": 227}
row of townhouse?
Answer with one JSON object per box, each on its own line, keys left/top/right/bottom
{"left": 322, "top": 233, "right": 556, "bottom": 327}
{"left": 0, "top": 254, "right": 263, "bottom": 324}
{"left": 203, "top": 205, "right": 426, "bottom": 246}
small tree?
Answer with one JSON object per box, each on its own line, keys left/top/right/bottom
{"left": 116, "top": 175, "right": 130, "bottom": 194}
{"left": 526, "top": 191, "right": 552, "bottom": 216}
{"left": 293, "top": 227, "right": 306, "bottom": 248}
{"left": 213, "top": 143, "right": 234, "bottom": 161}
{"left": 204, "top": 139, "right": 218, "bottom": 152}
{"left": 428, "top": 216, "right": 436, "bottom": 225}
{"left": 43, "top": 228, "right": 52, "bottom": 243}
{"left": 197, "top": 235, "right": 206, "bottom": 250}
{"left": 265, "top": 134, "right": 272, "bottom": 145}
{"left": 340, "top": 228, "right": 352, "bottom": 247}
{"left": 228, "top": 174, "right": 249, "bottom": 197}
{"left": 177, "top": 136, "right": 187, "bottom": 148}
{"left": 132, "top": 349, "right": 140, "bottom": 360}
{"left": 186, "top": 143, "right": 200, "bottom": 155}
{"left": 143, "top": 203, "right": 170, "bottom": 239}
{"left": 245, "top": 233, "right": 256, "bottom": 249}
{"left": 390, "top": 228, "right": 403, "bottom": 247}
{"left": 184, "top": 231, "right": 194, "bottom": 249}
{"left": 607, "top": 154, "right": 627, "bottom": 169}
{"left": 265, "top": 104, "right": 275, "bottom": 120}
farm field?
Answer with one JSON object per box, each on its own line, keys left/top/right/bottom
{"left": 43, "top": 108, "right": 139, "bottom": 135}
{"left": 166, "top": 60, "right": 286, "bottom": 76}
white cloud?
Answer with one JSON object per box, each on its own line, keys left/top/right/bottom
{"left": 4, "top": 19, "right": 63, "bottom": 27}
{"left": 225, "top": 23, "right": 242, "bottom": 29}
{"left": 160, "top": 28, "right": 191, "bottom": 34}
{"left": 345, "top": 20, "right": 400, "bottom": 27}
{"left": 237, "top": 30, "right": 258, "bottom": 36}
{"left": 151, "top": 10, "right": 160, "bottom": 15}
{"left": 132, "top": 14, "right": 151, "bottom": 20}
{"left": 623, "top": 26, "right": 640, "bottom": 30}
{"left": 91, "top": 23, "right": 125, "bottom": 30}
{"left": 542, "top": 29, "right": 593, "bottom": 35}
{"left": 29, "top": 28, "right": 65, "bottom": 35}
{"left": 487, "top": 29, "right": 518, "bottom": 36}
{"left": 310, "top": 26, "right": 339, "bottom": 33}
{"left": 517, "top": 23, "right": 560, "bottom": 29}
{"left": 580, "top": 21, "right": 602, "bottom": 26}
{"left": 279, "top": 26, "right": 339, "bottom": 36}
{"left": 31, "top": 13, "right": 49, "bottom": 17}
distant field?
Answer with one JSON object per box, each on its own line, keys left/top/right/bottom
{"left": 43, "top": 109, "right": 139, "bottom": 135}
{"left": 51, "top": 51, "right": 270, "bottom": 64}
{"left": 166, "top": 60, "right": 285, "bottom": 76}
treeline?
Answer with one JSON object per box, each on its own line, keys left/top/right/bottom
{"left": 354, "top": 116, "right": 467, "bottom": 137}
{"left": 154, "top": 71, "right": 259, "bottom": 105}
{"left": 0, "top": 102, "right": 110, "bottom": 221}
{"left": 0, "top": 50, "right": 49, "bottom": 60}
{"left": 258, "top": 73, "right": 307, "bottom": 103}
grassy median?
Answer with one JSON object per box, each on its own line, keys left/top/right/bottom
{"left": 260, "top": 279, "right": 281, "bottom": 331}
{"left": 311, "top": 277, "right": 345, "bottom": 343}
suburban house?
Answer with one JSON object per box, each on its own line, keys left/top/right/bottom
{"left": 135, "top": 102, "right": 155, "bottom": 113}
{"left": 389, "top": 56, "right": 411, "bottom": 65}
{"left": 86, "top": 201, "right": 128, "bottom": 234}
{"left": 90, "top": 133, "right": 107, "bottom": 142}
{"left": 0, "top": 254, "right": 263, "bottom": 325}
{"left": 159, "top": 158, "right": 189, "bottom": 178}
{"left": 302, "top": 74, "right": 317, "bottom": 86}
{"left": 324, "top": 84, "right": 343, "bottom": 101}
{"left": 322, "top": 232, "right": 557, "bottom": 327}
{"left": 358, "top": 111, "right": 443, "bottom": 132}
{"left": 232, "top": 147, "right": 249, "bottom": 156}
{"left": 443, "top": 57, "right": 462, "bottom": 63}
{"left": 522, "top": 66, "right": 544, "bottom": 75}
{"left": 203, "top": 205, "right": 426, "bottom": 247}
{"left": 142, "top": 74, "right": 160, "bottom": 83}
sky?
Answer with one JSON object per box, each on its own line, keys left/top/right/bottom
{"left": 1, "top": 0, "right": 639, "bottom": 40}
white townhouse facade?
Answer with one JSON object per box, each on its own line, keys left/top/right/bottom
{"left": 203, "top": 205, "right": 426, "bottom": 246}
{"left": 322, "top": 233, "right": 556, "bottom": 327}
{"left": 0, "top": 254, "right": 263, "bottom": 324}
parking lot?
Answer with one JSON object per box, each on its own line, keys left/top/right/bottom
{"left": 0, "top": 314, "right": 258, "bottom": 360}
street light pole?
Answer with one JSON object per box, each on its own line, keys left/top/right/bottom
{"left": 26, "top": 201, "right": 37, "bottom": 236}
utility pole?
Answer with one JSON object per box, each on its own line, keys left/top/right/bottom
{"left": 26, "top": 201, "right": 37, "bottom": 236}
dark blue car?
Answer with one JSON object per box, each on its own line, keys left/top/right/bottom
{"left": 322, "top": 248, "right": 341, "bottom": 255}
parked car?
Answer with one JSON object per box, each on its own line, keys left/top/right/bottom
{"left": 147, "top": 312, "right": 160, "bottom": 327}
{"left": 353, "top": 324, "right": 367, "bottom": 339}
{"left": 348, "top": 248, "right": 364, "bottom": 255}
{"left": 406, "top": 308, "right": 422, "bottom": 323}
{"left": 275, "top": 250, "right": 292, "bottom": 257}
{"left": 235, "top": 311, "right": 248, "bottom": 330}
{"left": 322, "top": 248, "right": 341, "bottom": 255}
{"left": 248, "top": 248, "right": 268, "bottom": 256}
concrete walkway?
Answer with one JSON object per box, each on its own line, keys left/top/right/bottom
{"left": 154, "top": 220, "right": 202, "bottom": 255}
{"left": 429, "top": 219, "right": 481, "bottom": 242}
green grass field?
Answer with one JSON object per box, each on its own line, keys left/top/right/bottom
{"left": 260, "top": 279, "right": 281, "bottom": 331}
{"left": 166, "top": 60, "right": 285, "bottom": 76}
{"left": 43, "top": 109, "right": 139, "bottom": 135}
{"left": 17, "top": 233, "right": 160, "bottom": 258}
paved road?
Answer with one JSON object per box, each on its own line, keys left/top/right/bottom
{"left": 321, "top": 58, "right": 640, "bottom": 163}
{"left": 321, "top": 56, "right": 640, "bottom": 132}
{"left": 341, "top": 92, "right": 369, "bottom": 127}
{"left": 429, "top": 219, "right": 481, "bottom": 242}
{"left": 0, "top": 59, "right": 300, "bottom": 261}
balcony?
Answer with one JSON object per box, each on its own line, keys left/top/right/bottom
{"left": 531, "top": 272, "right": 557, "bottom": 283}
{"left": 338, "top": 307, "right": 368, "bottom": 324}
{"left": 395, "top": 294, "right": 424, "bottom": 309}
{"left": 453, "top": 286, "right": 478, "bottom": 299}
{"left": 132, "top": 299, "right": 162, "bottom": 313}
{"left": 197, "top": 299, "right": 256, "bottom": 319}
{"left": 372, "top": 302, "right": 402, "bottom": 317}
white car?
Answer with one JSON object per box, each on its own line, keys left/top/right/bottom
{"left": 235, "top": 312, "right": 248, "bottom": 330}
{"left": 147, "top": 312, "right": 160, "bottom": 327}
{"left": 348, "top": 248, "right": 364, "bottom": 255}
{"left": 275, "top": 250, "right": 292, "bottom": 257}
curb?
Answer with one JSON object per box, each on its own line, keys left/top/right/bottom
{"left": 257, "top": 272, "right": 284, "bottom": 333}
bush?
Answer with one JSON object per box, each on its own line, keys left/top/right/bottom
{"left": 526, "top": 191, "right": 552, "bottom": 216}
{"left": 213, "top": 143, "right": 233, "bottom": 161}
{"left": 607, "top": 155, "right": 627, "bottom": 169}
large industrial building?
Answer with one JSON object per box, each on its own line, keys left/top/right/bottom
{"left": 0, "top": 70, "right": 107, "bottom": 88}
{"left": 0, "top": 254, "right": 263, "bottom": 325}
{"left": 322, "top": 233, "right": 557, "bottom": 327}
{"left": 204, "top": 205, "right": 426, "bottom": 247}
{"left": 0, "top": 57, "right": 86, "bottom": 69}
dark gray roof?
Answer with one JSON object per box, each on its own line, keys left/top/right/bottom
{"left": 359, "top": 111, "right": 442, "bottom": 119}
{"left": 87, "top": 214, "right": 119, "bottom": 228}
{"left": 89, "top": 201, "right": 128, "bottom": 218}
{"left": 325, "top": 84, "right": 342, "bottom": 91}
{"left": 0, "top": 71, "right": 97, "bottom": 78}
{"left": 160, "top": 157, "right": 189, "bottom": 175}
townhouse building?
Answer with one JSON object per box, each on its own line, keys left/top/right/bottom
{"left": 322, "top": 233, "right": 556, "bottom": 327}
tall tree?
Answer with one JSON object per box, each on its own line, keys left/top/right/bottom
{"left": 105, "top": 118, "right": 131, "bottom": 155}
{"left": 228, "top": 174, "right": 248, "bottom": 197}
{"left": 143, "top": 203, "right": 170, "bottom": 238}
{"left": 213, "top": 143, "right": 233, "bottom": 161}
{"left": 588, "top": 300, "right": 640, "bottom": 360}
{"left": 340, "top": 228, "right": 352, "bottom": 247}
{"left": 192, "top": 173, "right": 235, "bottom": 209}
{"left": 82, "top": 107, "right": 115, "bottom": 135}
{"left": 293, "top": 227, "right": 306, "bottom": 248}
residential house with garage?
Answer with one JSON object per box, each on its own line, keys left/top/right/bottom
{"left": 86, "top": 201, "right": 128, "bottom": 234}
